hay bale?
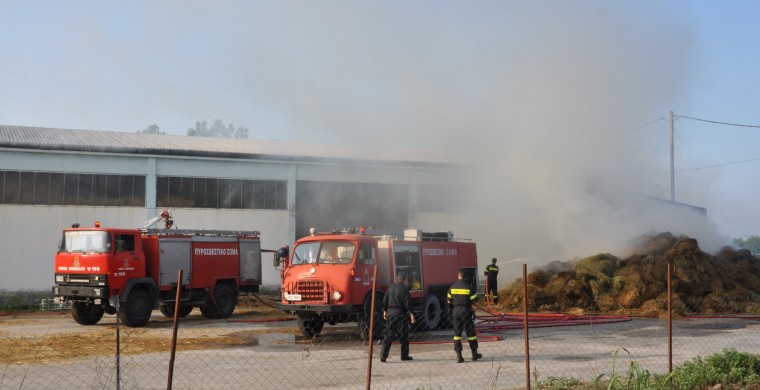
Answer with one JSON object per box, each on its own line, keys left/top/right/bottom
{"left": 527, "top": 269, "right": 551, "bottom": 287}
{"left": 628, "top": 231, "right": 678, "bottom": 255}
{"left": 497, "top": 232, "right": 760, "bottom": 316}
{"left": 576, "top": 253, "right": 619, "bottom": 278}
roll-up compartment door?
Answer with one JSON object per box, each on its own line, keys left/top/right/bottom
{"left": 240, "top": 240, "right": 261, "bottom": 283}
{"left": 159, "top": 238, "right": 192, "bottom": 286}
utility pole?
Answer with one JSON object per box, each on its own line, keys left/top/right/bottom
{"left": 670, "top": 111, "right": 675, "bottom": 202}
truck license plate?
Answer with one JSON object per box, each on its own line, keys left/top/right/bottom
{"left": 285, "top": 293, "right": 302, "bottom": 301}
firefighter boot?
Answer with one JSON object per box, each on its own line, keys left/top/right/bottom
{"left": 472, "top": 350, "right": 482, "bottom": 361}
{"left": 456, "top": 351, "right": 465, "bottom": 363}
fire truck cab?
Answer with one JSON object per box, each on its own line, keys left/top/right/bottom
{"left": 276, "top": 228, "right": 478, "bottom": 338}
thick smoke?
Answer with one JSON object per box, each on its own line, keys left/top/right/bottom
{"left": 3, "top": 2, "right": 730, "bottom": 286}
{"left": 230, "top": 2, "right": 727, "bottom": 272}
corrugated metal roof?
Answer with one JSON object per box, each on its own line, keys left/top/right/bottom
{"left": 0, "top": 124, "right": 451, "bottom": 167}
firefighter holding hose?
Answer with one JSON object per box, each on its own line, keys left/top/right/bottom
{"left": 484, "top": 258, "right": 499, "bottom": 304}
{"left": 447, "top": 270, "right": 483, "bottom": 363}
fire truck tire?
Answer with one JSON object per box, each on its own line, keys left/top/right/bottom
{"left": 297, "top": 315, "right": 324, "bottom": 337}
{"left": 119, "top": 288, "right": 153, "bottom": 327}
{"left": 421, "top": 295, "right": 442, "bottom": 331}
{"left": 159, "top": 303, "right": 193, "bottom": 318}
{"left": 71, "top": 302, "right": 104, "bottom": 325}
{"left": 359, "top": 292, "right": 385, "bottom": 340}
{"left": 201, "top": 283, "right": 237, "bottom": 319}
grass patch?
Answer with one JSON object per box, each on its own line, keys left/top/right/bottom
{"left": 670, "top": 349, "right": 760, "bottom": 389}
{"left": 533, "top": 349, "right": 760, "bottom": 389}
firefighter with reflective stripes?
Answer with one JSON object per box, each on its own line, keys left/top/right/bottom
{"left": 484, "top": 258, "right": 499, "bottom": 304}
{"left": 447, "top": 270, "right": 483, "bottom": 363}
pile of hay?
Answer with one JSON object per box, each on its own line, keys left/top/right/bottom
{"left": 499, "top": 232, "right": 760, "bottom": 316}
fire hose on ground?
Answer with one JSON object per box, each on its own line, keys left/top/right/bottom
{"left": 403, "top": 278, "right": 633, "bottom": 346}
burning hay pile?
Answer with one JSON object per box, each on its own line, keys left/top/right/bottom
{"left": 499, "top": 232, "right": 760, "bottom": 316}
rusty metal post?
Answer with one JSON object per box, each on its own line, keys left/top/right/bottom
{"left": 668, "top": 261, "right": 672, "bottom": 375}
{"left": 167, "top": 269, "right": 183, "bottom": 390}
{"left": 366, "top": 264, "right": 379, "bottom": 390}
{"left": 115, "top": 299, "right": 121, "bottom": 390}
{"left": 485, "top": 277, "right": 491, "bottom": 307}
{"left": 523, "top": 264, "right": 530, "bottom": 390}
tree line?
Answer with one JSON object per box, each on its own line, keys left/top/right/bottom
{"left": 733, "top": 235, "right": 760, "bottom": 255}
{"left": 138, "top": 119, "right": 249, "bottom": 139}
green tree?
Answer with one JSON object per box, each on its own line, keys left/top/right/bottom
{"left": 187, "top": 119, "right": 248, "bottom": 139}
{"left": 733, "top": 235, "right": 760, "bottom": 255}
{"left": 138, "top": 124, "right": 165, "bottom": 135}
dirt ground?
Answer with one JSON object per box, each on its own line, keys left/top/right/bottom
{"left": 0, "top": 296, "right": 296, "bottom": 365}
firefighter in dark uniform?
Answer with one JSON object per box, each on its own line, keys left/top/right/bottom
{"left": 380, "top": 271, "right": 415, "bottom": 362}
{"left": 485, "top": 258, "right": 499, "bottom": 304}
{"left": 447, "top": 270, "right": 483, "bottom": 363}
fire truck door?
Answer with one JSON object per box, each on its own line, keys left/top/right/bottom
{"left": 354, "top": 243, "right": 376, "bottom": 302}
{"left": 114, "top": 233, "right": 140, "bottom": 276}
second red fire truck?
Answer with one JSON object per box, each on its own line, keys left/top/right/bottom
{"left": 276, "top": 228, "right": 479, "bottom": 338}
{"left": 53, "top": 211, "right": 264, "bottom": 327}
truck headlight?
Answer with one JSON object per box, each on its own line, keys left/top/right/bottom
{"left": 55, "top": 275, "right": 64, "bottom": 282}
{"left": 332, "top": 290, "right": 342, "bottom": 302}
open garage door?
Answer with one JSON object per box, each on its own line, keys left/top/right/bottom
{"left": 295, "top": 181, "right": 409, "bottom": 239}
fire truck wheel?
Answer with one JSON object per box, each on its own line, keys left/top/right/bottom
{"left": 359, "top": 293, "right": 384, "bottom": 340}
{"left": 159, "top": 303, "right": 193, "bottom": 318}
{"left": 201, "top": 283, "right": 237, "bottom": 319}
{"left": 421, "top": 295, "right": 442, "bottom": 331}
{"left": 119, "top": 288, "right": 153, "bottom": 327}
{"left": 71, "top": 302, "right": 104, "bottom": 325}
{"left": 297, "top": 315, "right": 324, "bottom": 337}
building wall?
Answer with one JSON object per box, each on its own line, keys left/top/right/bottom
{"left": 0, "top": 147, "right": 467, "bottom": 290}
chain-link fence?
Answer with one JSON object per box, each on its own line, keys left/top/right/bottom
{"left": 2, "top": 264, "right": 760, "bottom": 390}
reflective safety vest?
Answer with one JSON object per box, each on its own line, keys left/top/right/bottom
{"left": 447, "top": 279, "right": 478, "bottom": 308}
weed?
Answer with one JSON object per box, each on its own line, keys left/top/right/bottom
{"left": 593, "top": 348, "right": 671, "bottom": 390}
{"left": 534, "top": 375, "right": 584, "bottom": 389}
{"left": 670, "top": 349, "right": 760, "bottom": 389}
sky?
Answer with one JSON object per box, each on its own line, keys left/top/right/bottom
{"left": 2, "top": 1, "right": 760, "bottom": 268}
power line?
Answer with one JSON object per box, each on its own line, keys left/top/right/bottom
{"left": 624, "top": 117, "right": 666, "bottom": 133}
{"left": 675, "top": 156, "right": 760, "bottom": 172}
{"left": 627, "top": 156, "right": 760, "bottom": 179}
{"left": 677, "top": 115, "right": 760, "bottom": 129}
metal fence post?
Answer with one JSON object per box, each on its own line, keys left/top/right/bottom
{"left": 523, "top": 264, "right": 530, "bottom": 390}
{"left": 366, "top": 264, "right": 379, "bottom": 390}
{"left": 668, "top": 261, "right": 672, "bottom": 375}
{"left": 167, "top": 269, "right": 184, "bottom": 390}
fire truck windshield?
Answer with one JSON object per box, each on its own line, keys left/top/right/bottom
{"left": 60, "top": 231, "right": 111, "bottom": 253}
{"left": 292, "top": 241, "right": 355, "bottom": 265}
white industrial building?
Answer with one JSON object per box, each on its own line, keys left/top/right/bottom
{"left": 0, "top": 125, "right": 467, "bottom": 290}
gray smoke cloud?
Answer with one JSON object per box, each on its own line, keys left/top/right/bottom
{"left": 223, "top": 2, "right": 726, "bottom": 274}
{"left": 5, "top": 2, "right": 727, "bottom": 285}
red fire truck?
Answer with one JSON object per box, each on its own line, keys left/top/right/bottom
{"left": 275, "top": 228, "right": 478, "bottom": 338}
{"left": 53, "top": 211, "right": 263, "bottom": 327}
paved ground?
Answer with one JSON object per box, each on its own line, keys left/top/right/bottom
{"left": 2, "top": 310, "right": 759, "bottom": 389}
